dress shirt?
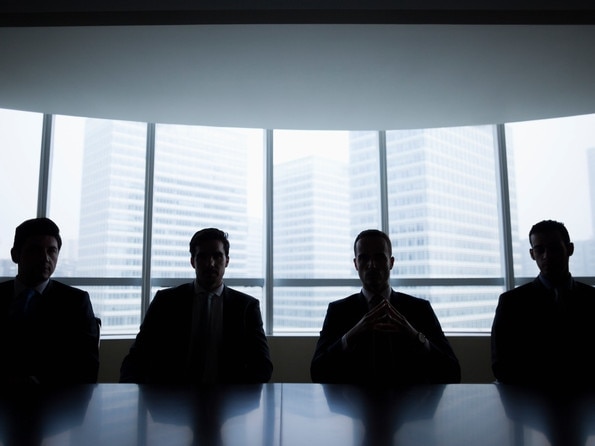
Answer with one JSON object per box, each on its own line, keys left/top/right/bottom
{"left": 13, "top": 278, "right": 49, "bottom": 299}
{"left": 537, "top": 273, "right": 574, "bottom": 303}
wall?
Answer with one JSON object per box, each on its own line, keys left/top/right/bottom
{"left": 98, "top": 335, "right": 494, "bottom": 383}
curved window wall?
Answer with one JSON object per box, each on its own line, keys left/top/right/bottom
{"left": 1, "top": 108, "right": 594, "bottom": 335}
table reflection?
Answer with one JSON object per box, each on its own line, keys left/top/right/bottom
{"left": 326, "top": 384, "right": 445, "bottom": 446}
{"left": 497, "top": 384, "right": 595, "bottom": 446}
{"left": 2, "top": 383, "right": 595, "bottom": 446}
{"left": 0, "top": 384, "right": 95, "bottom": 445}
{"left": 140, "top": 384, "right": 268, "bottom": 446}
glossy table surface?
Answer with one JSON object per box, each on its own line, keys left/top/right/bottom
{"left": 1, "top": 383, "right": 595, "bottom": 446}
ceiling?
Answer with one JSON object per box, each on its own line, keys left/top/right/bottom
{"left": 1, "top": 3, "right": 594, "bottom": 130}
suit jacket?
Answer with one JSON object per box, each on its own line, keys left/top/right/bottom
{"left": 0, "top": 279, "right": 100, "bottom": 384}
{"left": 310, "top": 291, "right": 461, "bottom": 385}
{"left": 119, "top": 283, "right": 272, "bottom": 384}
{"left": 491, "top": 276, "right": 595, "bottom": 386}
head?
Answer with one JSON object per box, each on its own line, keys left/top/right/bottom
{"left": 189, "top": 228, "right": 230, "bottom": 290}
{"left": 353, "top": 229, "right": 394, "bottom": 293}
{"left": 529, "top": 220, "right": 574, "bottom": 283}
{"left": 10, "top": 217, "right": 62, "bottom": 287}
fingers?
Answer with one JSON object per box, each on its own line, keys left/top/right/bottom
{"left": 367, "top": 301, "right": 415, "bottom": 334}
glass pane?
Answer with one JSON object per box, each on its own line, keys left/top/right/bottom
{"left": 152, "top": 125, "right": 264, "bottom": 280}
{"left": 51, "top": 117, "right": 147, "bottom": 278}
{"left": 0, "top": 108, "right": 43, "bottom": 275}
{"left": 272, "top": 130, "right": 379, "bottom": 331}
{"left": 273, "top": 130, "right": 380, "bottom": 281}
{"left": 506, "top": 113, "right": 595, "bottom": 278}
{"left": 86, "top": 286, "right": 142, "bottom": 335}
{"left": 48, "top": 115, "right": 86, "bottom": 276}
{"left": 49, "top": 116, "right": 147, "bottom": 332}
{"left": 385, "top": 126, "right": 503, "bottom": 331}
{"left": 274, "top": 286, "right": 361, "bottom": 333}
{"left": 399, "top": 286, "right": 503, "bottom": 332}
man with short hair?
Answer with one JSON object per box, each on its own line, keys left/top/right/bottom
{"left": 0, "top": 217, "right": 100, "bottom": 384}
{"left": 311, "top": 229, "right": 460, "bottom": 385}
{"left": 120, "top": 228, "right": 272, "bottom": 384}
{"left": 491, "top": 220, "right": 595, "bottom": 386}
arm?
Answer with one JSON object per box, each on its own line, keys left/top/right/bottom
{"left": 119, "top": 291, "right": 168, "bottom": 383}
{"left": 411, "top": 300, "right": 461, "bottom": 383}
{"left": 52, "top": 288, "right": 100, "bottom": 384}
{"left": 240, "top": 299, "right": 273, "bottom": 383}
{"left": 72, "top": 291, "right": 100, "bottom": 383}
{"left": 310, "top": 301, "right": 358, "bottom": 383}
{"left": 491, "top": 292, "right": 524, "bottom": 384}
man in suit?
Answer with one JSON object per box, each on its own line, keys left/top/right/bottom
{"left": 0, "top": 217, "right": 100, "bottom": 384}
{"left": 491, "top": 220, "right": 595, "bottom": 386}
{"left": 120, "top": 227, "right": 272, "bottom": 384}
{"left": 311, "top": 229, "right": 460, "bottom": 385}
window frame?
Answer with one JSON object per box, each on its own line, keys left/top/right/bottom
{"left": 4, "top": 111, "right": 595, "bottom": 337}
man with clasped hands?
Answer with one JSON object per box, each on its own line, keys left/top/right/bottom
{"left": 311, "top": 229, "right": 460, "bottom": 385}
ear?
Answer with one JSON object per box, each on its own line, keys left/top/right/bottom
{"left": 567, "top": 242, "right": 575, "bottom": 257}
{"left": 389, "top": 256, "right": 395, "bottom": 270}
{"left": 10, "top": 247, "right": 19, "bottom": 264}
{"left": 225, "top": 256, "right": 230, "bottom": 267}
{"left": 190, "top": 256, "right": 196, "bottom": 269}
{"left": 353, "top": 258, "right": 358, "bottom": 271}
{"left": 529, "top": 248, "right": 536, "bottom": 261}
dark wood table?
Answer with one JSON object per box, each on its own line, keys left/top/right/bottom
{"left": 1, "top": 383, "right": 594, "bottom": 445}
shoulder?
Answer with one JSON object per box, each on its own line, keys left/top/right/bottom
{"left": 499, "top": 279, "right": 540, "bottom": 300}
{"left": 393, "top": 291, "right": 431, "bottom": 307}
{"left": 46, "top": 280, "right": 89, "bottom": 298}
{"left": 0, "top": 279, "right": 14, "bottom": 293}
{"left": 0, "top": 280, "right": 14, "bottom": 305}
{"left": 150, "top": 282, "right": 194, "bottom": 306}
{"left": 327, "top": 293, "right": 363, "bottom": 309}
{"left": 224, "top": 286, "right": 260, "bottom": 305}
{"left": 574, "top": 280, "right": 595, "bottom": 293}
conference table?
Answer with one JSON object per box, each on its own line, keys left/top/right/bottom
{"left": 1, "top": 383, "right": 595, "bottom": 446}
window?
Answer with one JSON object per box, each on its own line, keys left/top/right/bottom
{"left": 0, "top": 108, "right": 43, "bottom": 278}
{"left": 49, "top": 116, "right": 147, "bottom": 334}
{"left": 2, "top": 107, "right": 594, "bottom": 335}
{"left": 506, "top": 115, "right": 595, "bottom": 278}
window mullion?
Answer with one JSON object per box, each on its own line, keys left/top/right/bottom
{"left": 141, "top": 122, "right": 156, "bottom": 316}
{"left": 37, "top": 114, "right": 53, "bottom": 217}
{"left": 378, "top": 130, "right": 389, "bottom": 233}
{"left": 495, "top": 123, "right": 515, "bottom": 291}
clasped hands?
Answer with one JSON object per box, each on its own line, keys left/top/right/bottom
{"left": 344, "top": 299, "right": 419, "bottom": 347}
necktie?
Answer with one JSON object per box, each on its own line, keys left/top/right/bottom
{"left": 23, "top": 289, "right": 38, "bottom": 314}
{"left": 203, "top": 292, "right": 221, "bottom": 383}
{"left": 187, "top": 292, "right": 211, "bottom": 380}
{"left": 14, "top": 288, "right": 38, "bottom": 319}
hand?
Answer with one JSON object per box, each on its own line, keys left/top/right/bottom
{"left": 344, "top": 299, "right": 417, "bottom": 346}
{"left": 369, "top": 299, "right": 417, "bottom": 334}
